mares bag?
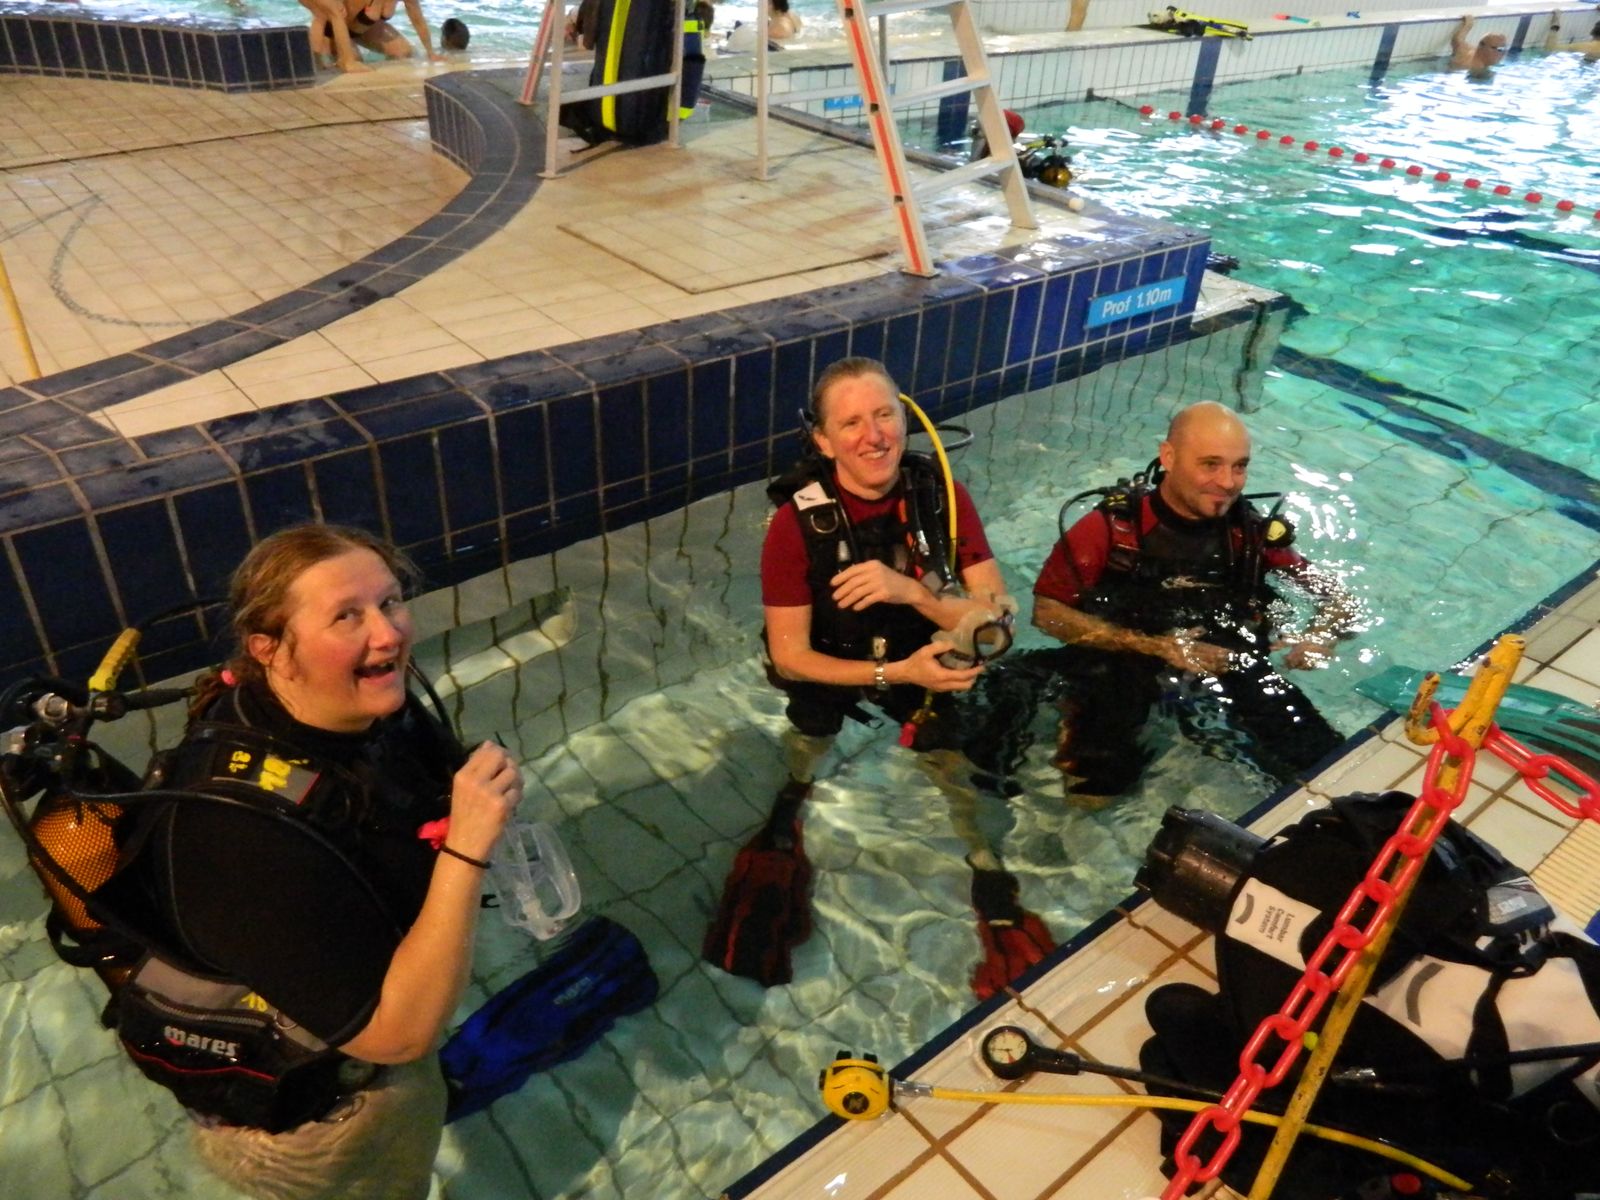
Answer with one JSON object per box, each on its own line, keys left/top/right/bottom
{"left": 1134, "top": 792, "right": 1600, "bottom": 1199}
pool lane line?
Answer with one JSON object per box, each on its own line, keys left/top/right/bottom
{"left": 1134, "top": 105, "right": 1600, "bottom": 220}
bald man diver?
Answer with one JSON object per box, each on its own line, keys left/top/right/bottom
{"left": 1030, "top": 401, "right": 1357, "bottom": 802}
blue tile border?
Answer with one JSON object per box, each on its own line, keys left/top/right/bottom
{"left": 0, "top": 68, "right": 1213, "bottom": 686}
{"left": 0, "top": 1, "right": 314, "bottom": 91}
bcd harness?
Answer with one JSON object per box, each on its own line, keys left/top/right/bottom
{"left": 1080, "top": 479, "right": 1289, "bottom": 650}
{"left": 21, "top": 712, "right": 427, "bottom": 1132}
{"left": 775, "top": 452, "right": 958, "bottom": 665}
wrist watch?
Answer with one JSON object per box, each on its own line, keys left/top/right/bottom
{"left": 871, "top": 637, "right": 890, "bottom": 692}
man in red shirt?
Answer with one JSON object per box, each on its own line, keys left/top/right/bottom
{"left": 1032, "top": 401, "right": 1354, "bottom": 801}
{"left": 704, "top": 358, "right": 1051, "bottom": 994}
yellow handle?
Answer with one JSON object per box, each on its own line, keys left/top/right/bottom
{"left": 88, "top": 629, "right": 141, "bottom": 693}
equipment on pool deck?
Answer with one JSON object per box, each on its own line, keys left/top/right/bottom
{"left": 968, "top": 860, "right": 1056, "bottom": 1001}
{"left": 441, "top": 914, "right": 660, "bottom": 1120}
{"left": 702, "top": 778, "right": 814, "bottom": 986}
{"left": 814, "top": 1045, "right": 1472, "bottom": 1190}
{"left": 1146, "top": 6, "right": 1253, "bottom": 38}
{"left": 1135, "top": 794, "right": 1600, "bottom": 1199}
{"left": 1355, "top": 665, "right": 1600, "bottom": 782}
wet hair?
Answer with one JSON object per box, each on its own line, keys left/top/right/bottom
{"left": 809, "top": 356, "right": 899, "bottom": 427}
{"left": 190, "top": 524, "right": 416, "bottom": 719}
{"left": 771, "top": 0, "right": 790, "bottom": 12}
{"left": 441, "top": 17, "right": 470, "bottom": 49}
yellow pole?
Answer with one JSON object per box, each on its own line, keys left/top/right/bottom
{"left": 1245, "top": 633, "right": 1524, "bottom": 1198}
{"left": 0, "top": 244, "right": 42, "bottom": 381}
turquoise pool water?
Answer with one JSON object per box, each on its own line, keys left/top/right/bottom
{"left": 4, "top": 49, "right": 1600, "bottom": 1200}
{"left": 80, "top": 0, "right": 856, "bottom": 53}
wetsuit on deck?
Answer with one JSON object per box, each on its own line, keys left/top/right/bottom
{"left": 761, "top": 455, "right": 994, "bottom": 744}
{"left": 1034, "top": 487, "right": 1341, "bottom": 795}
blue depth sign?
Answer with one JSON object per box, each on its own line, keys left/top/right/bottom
{"left": 1085, "top": 275, "right": 1187, "bottom": 329}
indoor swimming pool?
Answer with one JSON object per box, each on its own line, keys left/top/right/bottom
{"left": 3, "top": 34, "right": 1600, "bottom": 1200}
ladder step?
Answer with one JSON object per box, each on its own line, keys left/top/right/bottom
{"left": 558, "top": 71, "right": 677, "bottom": 103}
{"left": 914, "top": 155, "right": 1011, "bottom": 199}
{"left": 861, "top": 0, "right": 961, "bottom": 17}
{"left": 888, "top": 74, "right": 988, "bottom": 109}
{"left": 771, "top": 83, "right": 871, "bottom": 106}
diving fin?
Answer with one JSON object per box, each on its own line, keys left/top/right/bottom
{"left": 441, "top": 915, "right": 659, "bottom": 1121}
{"left": 702, "top": 782, "right": 813, "bottom": 987}
{"left": 969, "top": 863, "right": 1056, "bottom": 1001}
{"left": 1356, "top": 665, "right": 1600, "bottom": 778}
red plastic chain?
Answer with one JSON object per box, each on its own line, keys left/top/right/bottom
{"left": 1160, "top": 703, "right": 1474, "bottom": 1198}
{"left": 1159, "top": 705, "right": 1600, "bottom": 1198}
{"left": 1484, "top": 726, "right": 1600, "bottom": 821}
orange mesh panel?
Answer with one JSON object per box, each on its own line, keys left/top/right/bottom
{"left": 30, "top": 796, "right": 123, "bottom": 933}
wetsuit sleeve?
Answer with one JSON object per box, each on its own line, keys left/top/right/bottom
{"left": 1033, "top": 511, "right": 1110, "bottom": 607}
{"left": 761, "top": 503, "right": 814, "bottom": 607}
{"left": 951, "top": 481, "right": 994, "bottom": 571}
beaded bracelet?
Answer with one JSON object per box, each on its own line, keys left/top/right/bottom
{"left": 440, "top": 844, "right": 492, "bottom": 870}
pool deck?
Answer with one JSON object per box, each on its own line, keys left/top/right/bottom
{"left": 3, "top": 7, "right": 1600, "bottom": 1200}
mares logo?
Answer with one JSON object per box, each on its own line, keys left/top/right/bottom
{"left": 163, "top": 1025, "right": 241, "bottom": 1061}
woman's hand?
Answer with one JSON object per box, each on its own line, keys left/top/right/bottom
{"left": 892, "top": 642, "right": 984, "bottom": 692}
{"left": 831, "top": 561, "right": 924, "bottom": 611}
{"left": 446, "top": 742, "right": 522, "bottom": 861}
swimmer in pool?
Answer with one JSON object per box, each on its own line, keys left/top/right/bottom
{"left": 1449, "top": 14, "right": 1508, "bottom": 79}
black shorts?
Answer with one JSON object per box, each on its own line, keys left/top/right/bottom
{"left": 775, "top": 677, "right": 963, "bottom": 752}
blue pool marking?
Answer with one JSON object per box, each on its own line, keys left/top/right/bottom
{"left": 1273, "top": 343, "right": 1600, "bottom": 533}
{"left": 1086, "top": 275, "right": 1187, "bottom": 328}
{"left": 1421, "top": 210, "right": 1600, "bottom": 277}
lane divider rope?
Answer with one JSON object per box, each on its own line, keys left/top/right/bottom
{"left": 1135, "top": 104, "right": 1599, "bottom": 218}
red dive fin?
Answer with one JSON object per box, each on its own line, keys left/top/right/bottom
{"left": 703, "top": 783, "right": 813, "bottom": 987}
{"left": 970, "top": 865, "right": 1056, "bottom": 1001}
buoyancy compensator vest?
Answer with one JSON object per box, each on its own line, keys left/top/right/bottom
{"left": 1135, "top": 793, "right": 1600, "bottom": 1199}
{"left": 1078, "top": 482, "right": 1286, "bottom": 651}
{"left": 4, "top": 676, "right": 458, "bottom": 1133}
{"left": 768, "top": 452, "right": 957, "bottom": 664}
{"left": 563, "top": 0, "right": 676, "bottom": 145}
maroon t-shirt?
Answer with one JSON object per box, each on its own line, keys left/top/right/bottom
{"left": 1033, "top": 491, "right": 1305, "bottom": 607}
{"left": 762, "top": 473, "right": 993, "bottom": 607}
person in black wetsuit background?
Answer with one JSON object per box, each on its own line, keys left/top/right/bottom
{"left": 1031, "top": 401, "right": 1357, "bottom": 802}
{"left": 110, "top": 524, "right": 522, "bottom": 1200}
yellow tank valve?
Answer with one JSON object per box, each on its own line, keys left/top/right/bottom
{"left": 817, "top": 1051, "right": 892, "bottom": 1120}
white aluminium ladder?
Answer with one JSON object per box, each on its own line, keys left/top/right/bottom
{"left": 754, "top": 0, "right": 1035, "bottom": 276}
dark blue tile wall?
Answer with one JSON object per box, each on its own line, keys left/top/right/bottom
{"left": 0, "top": 2, "right": 312, "bottom": 91}
{"left": 0, "top": 63, "right": 1214, "bottom": 686}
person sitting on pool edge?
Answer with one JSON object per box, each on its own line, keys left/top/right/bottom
{"left": 302, "top": 0, "right": 444, "bottom": 72}
{"left": 703, "top": 357, "right": 1054, "bottom": 995}
{"left": 1450, "top": 14, "right": 1509, "bottom": 78}
{"left": 1031, "top": 401, "right": 1359, "bottom": 804}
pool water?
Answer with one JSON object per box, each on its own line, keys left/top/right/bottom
{"left": 108, "top": 0, "right": 866, "bottom": 53}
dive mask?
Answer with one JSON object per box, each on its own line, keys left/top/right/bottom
{"left": 934, "top": 597, "right": 1020, "bottom": 669}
